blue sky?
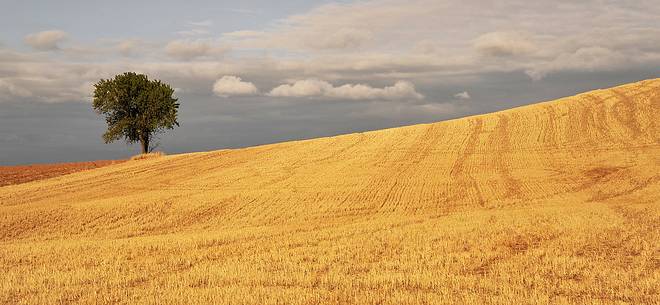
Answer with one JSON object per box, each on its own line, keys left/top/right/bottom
{"left": 1, "top": 0, "right": 659, "bottom": 164}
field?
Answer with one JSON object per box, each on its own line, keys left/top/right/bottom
{"left": 1, "top": 79, "right": 658, "bottom": 304}
{"left": 0, "top": 160, "right": 124, "bottom": 187}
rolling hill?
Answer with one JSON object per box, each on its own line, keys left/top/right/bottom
{"left": 1, "top": 79, "right": 659, "bottom": 304}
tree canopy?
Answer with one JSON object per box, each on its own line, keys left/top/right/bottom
{"left": 92, "top": 72, "right": 179, "bottom": 154}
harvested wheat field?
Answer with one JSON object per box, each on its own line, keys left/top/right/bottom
{"left": 1, "top": 79, "right": 659, "bottom": 304}
{"left": 0, "top": 160, "right": 124, "bottom": 187}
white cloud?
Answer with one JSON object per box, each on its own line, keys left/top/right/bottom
{"left": 473, "top": 31, "right": 536, "bottom": 57}
{"left": 213, "top": 76, "right": 258, "bottom": 97}
{"left": 331, "top": 81, "right": 424, "bottom": 100}
{"left": 269, "top": 79, "right": 423, "bottom": 100}
{"left": 165, "top": 39, "right": 225, "bottom": 60}
{"left": 24, "top": 30, "right": 68, "bottom": 51}
{"left": 454, "top": 91, "right": 470, "bottom": 100}
{"left": 269, "top": 79, "right": 329, "bottom": 98}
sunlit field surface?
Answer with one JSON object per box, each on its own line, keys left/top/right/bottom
{"left": 1, "top": 80, "right": 658, "bottom": 304}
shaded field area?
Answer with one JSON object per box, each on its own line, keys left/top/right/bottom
{"left": 0, "top": 160, "right": 124, "bottom": 187}
{"left": 0, "top": 79, "right": 658, "bottom": 304}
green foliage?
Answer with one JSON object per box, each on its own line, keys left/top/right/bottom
{"left": 93, "top": 72, "right": 179, "bottom": 153}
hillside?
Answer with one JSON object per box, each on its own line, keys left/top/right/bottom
{"left": 0, "top": 160, "right": 124, "bottom": 187}
{"left": 1, "top": 79, "right": 659, "bottom": 304}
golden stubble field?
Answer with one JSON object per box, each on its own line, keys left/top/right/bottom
{"left": 1, "top": 79, "right": 659, "bottom": 304}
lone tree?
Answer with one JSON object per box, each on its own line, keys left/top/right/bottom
{"left": 93, "top": 72, "right": 179, "bottom": 154}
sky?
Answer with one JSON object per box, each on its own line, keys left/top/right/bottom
{"left": 1, "top": 0, "right": 659, "bottom": 165}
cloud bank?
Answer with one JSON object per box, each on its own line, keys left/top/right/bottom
{"left": 2, "top": 0, "right": 659, "bottom": 104}
{"left": 269, "top": 80, "right": 423, "bottom": 100}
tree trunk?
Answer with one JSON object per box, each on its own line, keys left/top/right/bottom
{"left": 140, "top": 134, "right": 150, "bottom": 154}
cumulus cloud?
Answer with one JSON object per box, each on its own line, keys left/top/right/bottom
{"left": 330, "top": 81, "right": 424, "bottom": 100}
{"left": 165, "top": 39, "right": 225, "bottom": 60}
{"left": 454, "top": 91, "right": 470, "bottom": 100}
{"left": 24, "top": 30, "right": 68, "bottom": 51}
{"left": 473, "top": 31, "right": 536, "bottom": 57}
{"left": 213, "top": 76, "right": 258, "bottom": 97}
{"left": 269, "top": 79, "right": 329, "bottom": 98}
{"left": 269, "top": 79, "right": 423, "bottom": 100}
